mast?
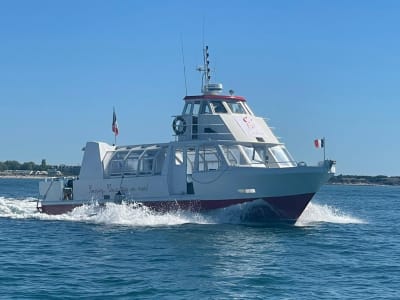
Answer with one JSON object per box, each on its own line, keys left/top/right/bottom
{"left": 197, "top": 45, "right": 222, "bottom": 95}
{"left": 203, "top": 45, "right": 211, "bottom": 91}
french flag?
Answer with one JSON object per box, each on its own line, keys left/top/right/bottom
{"left": 314, "top": 138, "right": 324, "bottom": 148}
{"left": 112, "top": 108, "right": 119, "bottom": 136}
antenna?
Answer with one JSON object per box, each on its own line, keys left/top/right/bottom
{"left": 196, "top": 45, "right": 211, "bottom": 92}
{"left": 204, "top": 45, "right": 211, "bottom": 87}
{"left": 180, "top": 35, "right": 188, "bottom": 96}
{"left": 202, "top": 16, "right": 206, "bottom": 49}
{"left": 196, "top": 45, "right": 223, "bottom": 94}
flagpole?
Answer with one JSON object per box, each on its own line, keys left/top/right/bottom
{"left": 323, "top": 137, "right": 326, "bottom": 161}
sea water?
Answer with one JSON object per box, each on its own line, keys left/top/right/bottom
{"left": 0, "top": 178, "right": 399, "bottom": 299}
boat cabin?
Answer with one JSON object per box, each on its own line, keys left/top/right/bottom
{"left": 172, "top": 92, "right": 281, "bottom": 146}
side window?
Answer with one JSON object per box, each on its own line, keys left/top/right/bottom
{"left": 138, "top": 150, "right": 157, "bottom": 175}
{"left": 211, "top": 101, "right": 227, "bottom": 113}
{"left": 192, "top": 102, "right": 201, "bottom": 115}
{"left": 108, "top": 151, "right": 129, "bottom": 176}
{"left": 221, "top": 145, "right": 249, "bottom": 166}
{"left": 105, "top": 147, "right": 167, "bottom": 177}
{"left": 153, "top": 147, "right": 167, "bottom": 175}
{"left": 243, "top": 103, "right": 253, "bottom": 115}
{"left": 175, "top": 149, "right": 183, "bottom": 165}
{"left": 198, "top": 146, "right": 221, "bottom": 172}
{"left": 187, "top": 147, "right": 196, "bottom": 174}
{"left": 183, "top": 103, "right": 192, "bottom": 115}
{"left": 269, "top": 146, "right": 295, "bottom": 168}
{"left": 125, "top": 151, "right": 141, "bottom": 174}
{"left": 228, "top": 102, "right": 246, "bottom": 114}
{"left": 200, "top": 102, "right": 212, "bottom": 114}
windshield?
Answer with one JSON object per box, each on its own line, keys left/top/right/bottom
{"left": 227, "top": 102, "right": 246, "bottom": 114}
{"left": 269, "top": 146, "right": 295, "bottom": 168}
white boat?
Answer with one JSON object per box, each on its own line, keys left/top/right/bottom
{"left": 38, "top": 46, "right": 335, "bottom": 222}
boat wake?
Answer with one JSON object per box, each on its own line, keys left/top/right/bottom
{"left": 0, "top": 196, "right": 211, "bottom": 226}
{"left": 0, "top": 196, "right": 39, "bottom": 219}
{"left": 64, "top": 202, "right": 212, "bottom": 226}
{"left": 0, "top": 197, "right": 365, "bottom": 227}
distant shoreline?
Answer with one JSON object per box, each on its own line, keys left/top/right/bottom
{"left": 0, "top": 175, "right": 48, "bottom": 180}
{"left": 329, "top": 175, "right": 400, "bottom": 186}
{"left": 327, "top": 182, "right": 398, "bottom": 187}
{"left": 1, "top": 174, "right": 399, "bottom": 186}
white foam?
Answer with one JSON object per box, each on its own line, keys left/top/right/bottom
{"left": 66, "top": 202, "right": 212, "bottom": 226}
{"left": 0, "top": 197, "right": 212, "bottom": 227}
{"left": 295, "top": 202, "right": 366, "bottom": 227}
{"left": 0, "top": 197, "right": 38, "bottom": 219}
{"left": 1, "top": 197, "right": 366, "bottom": 227}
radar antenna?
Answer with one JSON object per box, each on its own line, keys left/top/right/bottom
{"left": 196, "top": 46, "right": 223, "bottom": 95}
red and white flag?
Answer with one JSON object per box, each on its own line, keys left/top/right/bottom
{"left": 112, "top": 108, "right": 119, "bottom": 136}
{"left": 314, "top": 138, "right": 324, "bottom": 148}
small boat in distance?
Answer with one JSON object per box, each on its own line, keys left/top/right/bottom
{"left": 38, "top": 46, "right": 335, "bottom": 223}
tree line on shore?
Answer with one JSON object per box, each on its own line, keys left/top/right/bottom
{"left": 0, "top": 160, "right": 80, "bottom": 176}
{"left": 329, "top": 174, "right": 400, "bottom": 185}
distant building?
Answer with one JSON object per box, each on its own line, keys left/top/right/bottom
{"left": 47, "top": 168, "right": 62, "bottom": 177}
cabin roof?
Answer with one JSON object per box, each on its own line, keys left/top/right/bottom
{"left": 184, "top": 94, "right": 246, "bottom": 102}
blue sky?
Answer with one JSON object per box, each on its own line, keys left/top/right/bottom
{"left": 1, "top": 1, "right": 399, "bottom": 175}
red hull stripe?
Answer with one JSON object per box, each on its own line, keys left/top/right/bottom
{"left": 184, "top": 94, "right": 246, "bottom": 102}
{"left": 40, "top": 193, "right": 315, "bottom": 220}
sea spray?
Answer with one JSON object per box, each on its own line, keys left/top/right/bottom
{"left": 0, "top": 197, "right": 38, "bottom": 219}
{"left": 0, "top": 197, "right": 212, "bottom": 227}
{"left": 1, "top": 196, "right": 365, "bottom": 227}
{"left": 68, "top": 201, "right": 212, "bottom": 227}
{"left": 296, "top": 202, "right": 366, "bottom": 226}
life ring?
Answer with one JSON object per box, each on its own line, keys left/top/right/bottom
{"left": 172, "top": 116, "right": 186, "bottom": 135}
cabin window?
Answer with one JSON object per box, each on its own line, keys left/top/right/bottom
{"left": 227, "top": 102, "right": 246, "bottom": 114}
{"left": 220, "top": 145, "right": 249, "bottom": 166}
{"left": 138, "top": 150, "right": 157, "bottom": 175}
{"left": 105, "top": 146, "right": 166, "bottom": 177}
{"left": 175, "top": 149, "right": 184, "bottom": 165}
{"left": 198, "top": 146, "right": 222, "bottom": 172}
{"left": 192, "top": 102, "right": 201, "bottom": 115}
{"left": 124, "top": 151, "right": 141, "bottom": 174}
{"left": 113, "top": 150, "right": 129, "bottom": 160}
{"left": 153, "top": 147, "right": 167, "bottom": 175}
{"left": 243, "top": 103, "right": 254, "bottom": 115}
{"left": 187, "top": 147, "right": 196, "bottom": 174}
{"left": 211, "top": 101, "right": 227, "bottom": 113}
{"left": 200, "top": 102, "right": 212, "bottom": 114}
{"left": 109, "top": 160, "right": 124, "bottom": 176}
{"left": 108, "top": 150, "right": 129, "bottom": 175}
{"left": 183, "top": 103, "right": 192, "bottom": 115}
{"left": 242, "top": 146, "right": 266, "bottom": 167}
{"left": 255, "top": 146, "right": 268, "bottom": 165}
{"left": 269, "top": 146, "right": 295, "bottom": 168}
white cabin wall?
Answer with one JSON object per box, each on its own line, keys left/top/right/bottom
{"left": 219, "top": 115, "right": 280, "bottom": 144}
{"left": 254, "top": 118, "right": 280, "bottom": 144}
{"left": 79, "top": 142, "right": 115, "bottom": 179}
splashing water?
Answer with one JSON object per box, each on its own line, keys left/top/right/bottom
{"left": 295, "top": 202, "right": 366, "bottom": 227}
{"left": 67, "top": 202, "right": 212, "bottom": 226}
{"left": 0, "top": 197, "right": 212, "bottom": 227}
{"left": 0, "top": 196, "right": 365, "bottom": 227}
{"left": 0, "top": 197, "right": 38, "bottom": 219}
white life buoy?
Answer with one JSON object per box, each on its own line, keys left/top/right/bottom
{"left": 172, "top": 116, "right": 186, "bottom": 135}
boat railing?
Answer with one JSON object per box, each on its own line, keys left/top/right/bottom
{"left": 172, "top": 121, "right": 230, "bottom": 137}
{"left": 226, "top": 159, "right": 298, "bottom": 169}
{"left": 42, "top": 176, "right": 76, "bottom": 182}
